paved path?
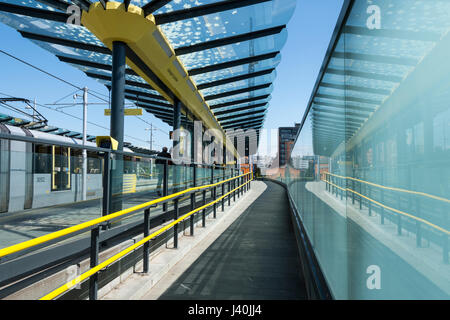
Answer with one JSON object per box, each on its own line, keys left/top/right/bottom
{"left": 157, "top": 181, "right": 307, "bottom": 300}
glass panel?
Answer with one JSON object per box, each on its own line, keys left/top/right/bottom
{"left": 205, "top": 85, "right": 273, "bottom": 104}
{"left": 199, "top": 71, "right": 276, "bottom": 97}
{"left": 191, "top": 54, "right": 281, "bottom": 85}
{"left": 277, "top": 0, "right": 450, "bottom": 300}
{"left": 0, "top": 147, "right": 104, "bottom": 249}
{"left": 159, "top": 0, "right": 296, "bottom": 50}
{"left": 196, "top": 165, "right": 209, "bottom": 186}
{"left": 178, "top": 30, "right": 288, "bottom": 71}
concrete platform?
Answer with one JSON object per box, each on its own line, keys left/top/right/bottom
{"left": 146, "top": 181, "right": 307, "bottom": 300}
{"left": 101, "top": 180, "right": 269, "bottom": 300}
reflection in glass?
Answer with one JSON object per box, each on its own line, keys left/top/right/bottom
{"left": 269, "top": 0, "right": 450, "bottom": 300}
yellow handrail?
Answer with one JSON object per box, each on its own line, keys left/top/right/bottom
{"left": 40, "top": 177, "right": 253, "bottom": 300}
{"left": 0, "top": 172, "right": 251, "bottom": 259}
{"left": 323, "top": 172, "right": 450, "bottom": 204}
{"left": 322, "top": 178, "right": 450, "bottom": 235}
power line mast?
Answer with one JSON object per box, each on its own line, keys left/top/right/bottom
{"left": 145, "top": 124, "right": 157, "bottom": 175}
{"left": 72, "top": 87, "right": 89, "bottom": 201}
{"left": 82, "top": 87, "right": 88, "bottom": 201}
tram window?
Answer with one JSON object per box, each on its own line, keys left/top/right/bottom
{"left": 52, "top": 146, "right": 71, "bottom": 191}
{"left": 68, "top": 150, "right": 101, "bottom": 174}
{"left": 34, "top": 145, "right": 51, "bottom": 174}
{"left": 71, "top": 148, "right": 82, "bottom": 174}
{"left": 87, "top": 151, "right": 101, "bottom": 173}
{"left": 123, "top": 155, "right": 137, "bottom": 174}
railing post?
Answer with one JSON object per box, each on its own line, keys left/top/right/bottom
{"left": 191, "top": 165, "right": 196, "bottom": 236}
{"left": 359, "top": 180, "right": 362, "bottom": 210}
{"left": 173, "top": 198, "right": 179, "bottom": 248}
{"left": 352, "top": 179, "right": 355, "bottom": 204}
{"left": 380, "top": 188, "right": 385, "bottom": 224}
{"left": 228, "top": 181, "right": 231, "bottom": 206}
{"left": 190, "top": 192, "right": 195, "bottom": 236}
{"left": 193, "top": 164, "right": 197, "bottom": 188}
{"left": 89, "top": 226, "right": 100, "bottom": 300}
{"left": 163, "top": 160, "right": 168, "bottom": 212}
{"left": 368, "top": 185, "right": 372, "bottom": 216}
{"left": 213, "top": 186, "right": 217, "bottom": 218}
{"left": 202, "top": 189, "right": 206, "bottom": 227}
{"left": 233, "top": 178, "right": 236, "bottom": 202}
{"left": 222, "top": 181, "right": 225, "bottom": 211}
{"left": 143, "top": 208, "right": 151, "bottom": 273}
{"left": 237, "top": 176, "right": 240, "bottom": 199}
{"left": 397, "top": 213, "right": 402, "bottom": 236}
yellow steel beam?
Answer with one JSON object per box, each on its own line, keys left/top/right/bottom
{"left": 81, "top": 2, "right": 238, "bottom": 157}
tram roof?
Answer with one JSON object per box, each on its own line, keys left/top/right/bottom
{"left": 0, "top": 0, "right": 297, "bottom": 140}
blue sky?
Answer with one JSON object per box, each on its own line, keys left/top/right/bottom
{"left": 0, "top": 0, "right": 344, "bottom": 151}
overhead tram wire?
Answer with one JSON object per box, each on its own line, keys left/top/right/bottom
{"left": 0, "top": 91, "right": 150, "bottom": 145}
{"left": 36, "top": 101, "right": 150, "bottom": 145}
{"left": 0, "top": 49, "right": 169, "bottom": 145}
{"left": 0, "top": 48, "right": 171, "bottom": 137}
{"left": 133, "top": 115, "right": 169, "bottom": 137}
{"left": 0, "top": 48, "right": 109, "bottom": 104}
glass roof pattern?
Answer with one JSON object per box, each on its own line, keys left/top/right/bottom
{"left": 0, "top": 0, "right": 296, "bottom": 132}
{"left": 302, "top": 0, "right": 450, "bottom": 156}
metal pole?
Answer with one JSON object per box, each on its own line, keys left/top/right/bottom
{"left": 191, "top": 165, "right": 196, "bottom": 234}
{"left": 174, "top": 198, "right": 179, "bottom": 248}
{"left": 228, "top": 180, "right": 231, "bottom": 206}
{"left": 102, "top": 152, "right": 112, "bottom": 218}
{"left": 150, "top": 123, "right": 153, "bottom": 151}
{"left": 202, "top": 189, "right": 206, "bottom": 227}
{"left": 148, "top": 124, "right": 154, "bottom": 176}
{"left": 143, "top": 208, "right": 151, "bottom": 273}
{"left": 222, "top": 181, "right": 225, "bottom": 211}
{"left": 173, "top": 98, "right": 181, "bottom": 193}
{"left": 82, "top": 87, "right": 88, "bottom": 201}
{"left": 190, "top": 192, "right": 195, "bottom": 235}
{"left": 111, "top": 42, "right": 126, "bottom": 150}
{"left": 213, "top": 186, "right": 216, "bottom": 218}
{"left": 163, "top": 160, "right": 168, "bottom": 212}
{"left": 110, "top": 41, "right": 126, "bottom": 212}
{"left": 89, "top": 226, "right": 100, "bottom": 300}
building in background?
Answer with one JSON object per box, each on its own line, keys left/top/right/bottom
{"left": 278, "top": 123, "right": 300, "bottom": 167}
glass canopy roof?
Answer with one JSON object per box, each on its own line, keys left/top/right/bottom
{"left": 301, "top": 0, "right": 450, "bottom": 156}
{"left": 0, "top": 0, "right": 297, "bottom": 133}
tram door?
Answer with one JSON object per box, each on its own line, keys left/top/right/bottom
{"left": 52, "top": 146, "right": 71, "bottom": 191}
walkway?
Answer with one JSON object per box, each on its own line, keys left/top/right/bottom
{"left": 154, "top": 181, "right": 307, "bottom": 300}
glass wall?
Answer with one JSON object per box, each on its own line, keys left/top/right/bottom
{"left": 276, "top": 0, "right": 450, "bottom": 299}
